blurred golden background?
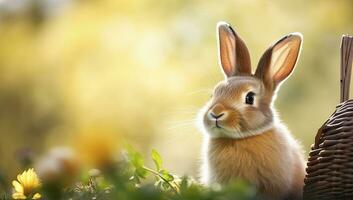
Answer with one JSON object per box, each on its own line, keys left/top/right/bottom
{"left": 0, "top": 0, "right": 353, "bottom": 185}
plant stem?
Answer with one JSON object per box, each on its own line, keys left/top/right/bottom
{"left": 142, "top": 167, "right": 179, "bottom": 194}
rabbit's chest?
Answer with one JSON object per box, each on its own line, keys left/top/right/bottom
{"left": 206, "top": 131, "right": 292, "bottom": 188}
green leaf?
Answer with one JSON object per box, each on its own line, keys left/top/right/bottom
{"left": 151, "top": 149, "right": 162, "bottom": 171}
{"left": 125, "top": 144, "right": 145, "bottom": 169}
{"left": 131, "top": 153, "right": 144, "bottom": 169}
{"left": 135, "top": 167, "right": 148, "bottom": 179}
{"left": 159, "top": 169, "right": 174, "bottom": 182}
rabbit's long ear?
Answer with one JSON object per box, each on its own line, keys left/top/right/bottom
{"left": 255, "top": 33, "right": 302, "bottom": 89}
{"left": 217, "top": 22, "right": 251, "bottom": 78}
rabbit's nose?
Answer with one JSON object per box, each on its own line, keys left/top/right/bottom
{"left": 210, "top": 112, "right": 224, "bottom": 119}
{"left": 208, "top": 104, "right": 227, "bottom": 120}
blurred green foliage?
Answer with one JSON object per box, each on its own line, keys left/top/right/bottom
{"left": 42, "top": 147, "right": 258, "bottom": 200}
{"left": 0, "top": 146, "right": 258, "bottom": 199}
{"left": 0, "top": 0, "right": 353, "bottom": 196}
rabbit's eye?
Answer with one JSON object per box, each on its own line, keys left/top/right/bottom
{"left": 245, "top": 92, "right": 255, "bottom": 105}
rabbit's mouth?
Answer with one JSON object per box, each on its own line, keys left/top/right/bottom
{"left": 215, "top": 120, "right": 222, "bottom": 128}
{"left": 205, "top": 119, "right": 243, "bottom": 138}
{"left": 207, "top": 118, "right": 228, "bottom": 130}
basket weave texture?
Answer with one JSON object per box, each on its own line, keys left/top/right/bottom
{"left": 303, "top": 35, "right": 353, "bottom": 199}
{"left": 303, "top": 99, "right": 353, "bottom": 199}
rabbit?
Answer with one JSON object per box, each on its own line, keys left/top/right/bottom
{"left": 198, "top": 21, "right": 306, "bottom": 200}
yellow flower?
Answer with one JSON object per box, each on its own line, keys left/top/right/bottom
{"left": 12, "top": 168, "right": 41, "bottom": 199}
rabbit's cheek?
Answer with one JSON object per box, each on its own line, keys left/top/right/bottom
{"left": 221, "top": 111, "right": 240, "bottom": 128}
{"left": 242, "top": 109, "right": 265, "bottom": 127}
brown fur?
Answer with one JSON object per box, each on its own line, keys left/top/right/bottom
{"left": 203, "top": 127, "right": 305, "bottom": 199}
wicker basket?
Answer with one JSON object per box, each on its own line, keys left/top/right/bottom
{"left": 303, "top": 35, "right": 353, "bottom": 199}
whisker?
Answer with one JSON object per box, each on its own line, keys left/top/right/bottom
{"left": 166, "top": 121, "right": 198, "bottom": 130}
{"left": 163, "top": 111, "right": 198, "bottom": 116}
{"left": 165, "top": 118, "right": 199, "bottom": 125}
{"left": 166, "top": 122, "right": 199, "bottom": 128}
{"left": 165, "top": 119, "right": 198, "bottom": 126}
{"left": 162, "top": 106, "right": 200, "bottom": 117}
